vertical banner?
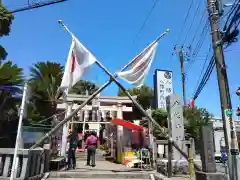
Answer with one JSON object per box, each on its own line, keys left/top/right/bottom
{"left": 153, "top": 69, "right": 173, "bottom": 109}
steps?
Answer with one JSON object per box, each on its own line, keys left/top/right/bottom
{"left": 47, "top": 171, "right": 151, "bottom": 179}
{"left": 48, "top": 178, "right": 146, "bottom": 180}
{"left": 46, "top": 150, "right": 153, "bottom": 179}
{"left": 76, "top": 152, "right": 105, "bottom": 161}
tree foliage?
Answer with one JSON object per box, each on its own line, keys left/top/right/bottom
{"left": 0, "top": 61, "right": 23, "bottom": 147}
{"left": 0, "top": 61, "right": 24, "bottom": 94}
{"left": 141, "top": 108, "right": 168, "bottom": 139}
{"left": 29, "top": 61, "right": 64, "bottom": 118}
{"left": 0, "top": 4, "right": 14, "bottom": 60}
{"left": 70, "top": 80, "right": 99, "bottom": 95}
{"left": 0, "top": 61, "right": 24, "bottom": 115}
{"left": 118, "top": 85, "right": 153, "bottom": 110}
{"left": 184, "top": 106, "right": 212, "bottom": 139}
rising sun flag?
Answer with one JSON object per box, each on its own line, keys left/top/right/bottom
{"left": 60, "top": 35, "right": 97, "bottom": 92}
{"left": 116, "top": 29, "right": 169, "bottom": 87}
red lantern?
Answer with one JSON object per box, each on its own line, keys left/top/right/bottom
{"left": 236, "top": 87, "right": 240, "bottom": 96}
{"left": 236, "top": 107, "right": 240, "bottom": 116}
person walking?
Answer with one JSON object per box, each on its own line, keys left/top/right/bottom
{"left": 85, "top": 131, "right": 98, "bottom": 167}
{"left": 67, "top": 130, "right": 78, "bottom": 169}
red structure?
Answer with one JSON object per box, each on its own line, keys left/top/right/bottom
{"left": 111, "top": 119, "right": 144, "bottom": 131}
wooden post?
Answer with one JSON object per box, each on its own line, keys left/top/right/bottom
{"left": 188, "top": 138, "right": 195, "bottom": 179}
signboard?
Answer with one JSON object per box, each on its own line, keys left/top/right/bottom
{"left": 154, "top": 69, "right": 173, "bottom": 109}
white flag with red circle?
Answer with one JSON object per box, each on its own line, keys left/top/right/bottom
{"left": 60, "top": 36, "right": 97, "bottom": 91}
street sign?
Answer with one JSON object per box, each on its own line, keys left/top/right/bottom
{"left": 224, "top": 109, "right": 232, "bottom": 117}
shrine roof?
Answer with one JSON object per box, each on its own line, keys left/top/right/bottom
{"left": 58, "top": 94, "right": 137, "bottom": 104}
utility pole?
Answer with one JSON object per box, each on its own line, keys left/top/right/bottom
{"left": 174, "top": 46, "right": 187, "bottom": 106}
{"left": 206, "top": 0, "right": 239, "bottom": 180}
{"left": 179, "top": 47, "right": 187, "bottom": 106}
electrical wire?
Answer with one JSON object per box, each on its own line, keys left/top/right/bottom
{"left": 190, "top": 0, "right": 240, "bottom": 101}
{"left": 183, "top": 1, "right": 202, "bottom": 44}
{"left": 175, "top": 0, "right": 194, "bottom": 45}
{"left": 223, "top": 0, "right": 240, "bottom": 31}
{"left": 189, "top": 9, "right": 207, "bottom": 46}
{"left": 185, "top": 19, "right": 210, "bottom": 72}
{"left": 222, "top": 0, "right": 240, "bottom": 46}
{"left": 192, "top": 44, "right": 211, "bottom": 97}
{"left": 169, "top": 0, "right": 194, "bottom": 60}
{"left": 224, "top": 48, "right": 240, "bottom": 52}
{"left": 9, "top": 0, "right": 67, "bottom": 13}
{"left": 193, "top": 56, "right": 215, "bottom": 99}
{"left": 132, "top": 0, "right": 160, "bottom": 44}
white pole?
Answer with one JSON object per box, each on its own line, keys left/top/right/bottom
{"left": 60, "top": 102, "right": 72, "bottom": 156}
{"left": 10, "top": 83, "right": 28, "bottom": 180}
{"left": 82, "top": 91, "right": 89, "bottom": 143}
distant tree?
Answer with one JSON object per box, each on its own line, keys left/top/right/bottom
{"left": 141, "top": 108, "right": 168, "bottom": 139}
{"left": 118, "top": 85, "right": 154, "bottom": 110}
{"left": 118, "top": 85, "right": 153, "bottom": 119}
{"left": 184, "top": 106, "right": 212, "bottom": 140}
{"left": 140, "top": 106, "right": 212, "bottom": 143}
{"left": 0, "top": 4, "right": 14, "bottom": 60}
{"left": 69, "top": 80, "right": 99, "bottom": 95}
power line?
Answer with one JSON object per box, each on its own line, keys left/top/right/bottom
{"left": 193, "top": 56, "right": 215, "bottom": 99}
{"left": 185, "top": 19, "right": 210, "bottom": 72}
{"left": 223, "top": 0, "right": 240, "bottom": 31}
{"left": 189, "top": 9, "right": 207, "bottom": 46}
{"left": 175, "top": 0, "right": 194, "bottom": 45}
{"left": 189, "top": 0, "right": 240, "bottom": 101}
{"left": 169, "top": 0, "right": 194, "bottom": 61}
{"left": 132, "top": 0, "right": 160, "bottom": 44}
{"left": 224, "top": 48, "right": 240, "bottom": 52}
{"left": 192, "top": 44, "right": 211, "bottom": 96}
{"left": 9, "top": 0, "right": 67, "bottom": 13}
{"left": 183, "top": 1, "right": 202, "bottom": 44}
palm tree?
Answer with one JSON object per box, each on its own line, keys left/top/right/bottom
{"left": 0, "top": 61, "right": 24, "bottom": 147}
{"left": 70, "top": 80, "right": 99, "bottom": 95}
{"left": 0, "top": 61, "right": 24, "bottom": 113}
{"left": 0, "top": 61, "right": 24, "bottom": 94}
{"left": 29, "top": 61, "right": 64, "bottom": 118}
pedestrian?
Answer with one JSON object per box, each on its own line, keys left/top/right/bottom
{"left": 85, "top": 131, "right": 98, "bottom": 167}
{"left": 67, "top": 129, "right": 78, "bottom": 169}
{"left": 84, "top": 131, "right": 89, "bottom": 141}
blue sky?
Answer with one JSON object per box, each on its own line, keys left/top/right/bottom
{"left": 2, "top": 0, "right": 240, "bottom": 117}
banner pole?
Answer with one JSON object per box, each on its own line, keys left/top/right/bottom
{"left": 10, "top": 83, "right": 28, "bottom": 180}
{"left": 94, "top": 60, "right": 201, "bottom": 171}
